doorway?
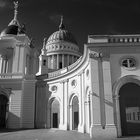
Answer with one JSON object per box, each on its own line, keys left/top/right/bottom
{"left": 0, "top": 95, "right": 8, "bottom": 129}
{"left": 119, "top": 83, "right": 140, "bottom": 136}
{"left": 72, "top": 96, "right": 79, "bottom": 130}
{"left": 51, "top": 99, "right": 60, "bottom": 128}
{"left": 53, "top": 113, "right": 58, "bottom": 128}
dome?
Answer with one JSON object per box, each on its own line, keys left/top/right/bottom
{"left": 1, "top": 25, "right": 19, "bottom": 36}
{"left": 47, "top": 29, "right": 78, "bottom": 45}
{"left": 1, "top": 24, "right": 26, "bottom": 37}
{"left": 0, "top": 1, "right": 26, "bottom": 37}
{"left": 46, "top": 16, "right": 78, "bottom": 45}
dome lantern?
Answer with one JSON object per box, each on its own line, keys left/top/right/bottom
{"left": 59, "top": 16, "right": 65, "bottom": 30}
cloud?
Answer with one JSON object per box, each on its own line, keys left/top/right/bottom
{"left": 0, "top": 0, "right": 6, "bottom": 8}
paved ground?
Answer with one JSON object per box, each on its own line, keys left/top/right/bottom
{"left": 0, "top": 129, "right": 140, "bottom": 140}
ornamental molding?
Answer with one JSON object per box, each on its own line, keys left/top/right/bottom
{"left": 120, "top": 57, "right": 136, "bottom": 70}
{"left": 60, "top": 79, "right": 69, "bottom": 84}
{"left": 51, "top": 85, "right": 57, "bottom": 92}
{"left": 89, "top": 52, "right": 103, "bottom": 58}
{"left": 16, "top": 42, "right": 27, "bottom": 47}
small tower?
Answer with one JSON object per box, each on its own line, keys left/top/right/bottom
{"left": 0, "top": 1, "right": 39, "bottom": 129}
{"left": 38, "top": 38, "right": 48, "bottom": 75}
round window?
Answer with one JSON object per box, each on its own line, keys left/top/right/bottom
{"left": 71, "top": 80, "right": 77, "bottom": 87}
{"left": 121, "top": 58, "right": 136, "bottom": 69}
{"left": 51, "top": 85, "right": 57, "bottom": 92}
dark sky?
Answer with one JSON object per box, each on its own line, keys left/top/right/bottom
{"left": 0, "top": 0, "right": 140, "bottom": 52}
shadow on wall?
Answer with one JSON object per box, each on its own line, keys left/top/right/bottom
{"left": 6, "top": 112, "right": 20, "bottom": 130}
{"left": 92, "top": 92, "right": 114, "bottom": 107}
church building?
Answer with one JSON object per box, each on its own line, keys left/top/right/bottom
{"left": 0, "top": 1, "right": 140, "bottom": 138}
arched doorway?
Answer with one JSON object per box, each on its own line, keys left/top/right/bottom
{"left": 51, "top": 99, "right": 60, "bottom": 128}
{"left": 72, "top": 96, "right": 79, "bottom": 130}
{"left": 0, "top": 94, "right": 8, "bottom": 129}
{"left": 119, "top": 83, "right": 140, "bottom": 136}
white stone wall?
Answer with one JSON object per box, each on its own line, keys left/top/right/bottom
{"left": 110, "top": 53, "right": 140, "bottom": 84}
{"left": 21, "top": 79, "right": 36, "bottom": 128}
{"left": 8, "top": 90, "right": 22, "bottom": 129}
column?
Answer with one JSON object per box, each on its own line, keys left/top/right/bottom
{"left": 12, "top": 46, "right": 19, "bottom": 73}
{"left": 72, "top": 55, "right": 74, "bottom": 64}
{"left": 88, "top": 94, "right": 91, "bottom": 131}
{"left": 78, "top": 72, "right": 85, "bottom": 132}
{"left": 89, "top": 92, "right": 94, "bottom": 138}
{"left": 98, "top": 58, "right": 106, "bottom": 128}
{"left": 48, "top": 56, "right": 51, "bottom": 69}
{"left": 5, "top": 59, "right": 8, "bottom": 73}
{"left": 2, "top": 56, "right": 7, "bottom": 73}
{"left": 0, "top": 55, "right": 3, "bottom": 73}
{"left": 78, "top": 74, "right": 82, "bottom": 126}
{"left": 66, "top": 80, "right": 70, "bottom": 130}
{"left": 82, "top": 71, "right": 85, "bottom": 132}
{"left": 62, "top": 54, "right": 64, "bottom": 68}
{"left": 69, "top": 104, "right": 73, "bottom": 130}
{"left": 51, "top": 55, "right": 54, "bottom": 69}
{"left": 61, "top": 79, "right": 69, "bottom": 130}
{"left": 67, "top": 55, "right": 69, "bottom": 66}
{"left": 57, "top": 54, "right": 59, "bottom": 69}
{"left": 54, "top": 55, "right": 57, "bottom": 69}
{"left": 114, "top": 95, "right": 121, "bottom": 137}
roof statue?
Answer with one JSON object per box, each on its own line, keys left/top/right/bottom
{"left": 8, "top": 1, "right": 20, "bottom": 26}
{"left": 14, "top": 1, "right": 18, "bottom": 21}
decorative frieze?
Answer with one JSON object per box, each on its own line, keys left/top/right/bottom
{"left": 89, "top": 52, "right": 103, "bottom": 59}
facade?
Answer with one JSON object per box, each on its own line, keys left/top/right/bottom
{"left": 1, "top": 1, "right": 140, "bottom": 139}
{"left": 0, "top": 2, "right": 39, "bottom": 129}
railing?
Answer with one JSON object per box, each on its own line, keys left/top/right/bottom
{"left": 67, "top": 56, "right": 82, "bottom": 71}
{"left": 48, "top": 56, "right": 82, "bottom": 79}
{"left": 88, "top": 35, "right": 140, "bottom": 44}
{"left": 48, "top": 67, "right": 68, "bottom": 79}
{"left": 0, "top": 73, "right": 24, "bottom": 79}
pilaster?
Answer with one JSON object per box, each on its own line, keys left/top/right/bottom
{"left": 77, "top": 71, "right": 85, "bottom": 133}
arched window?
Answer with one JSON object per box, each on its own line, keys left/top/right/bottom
{"left": 43, "top": 60, "right": 46, "bottom": 66}
{"left": 59, "top": 62, "right": 62, "bottom": 69}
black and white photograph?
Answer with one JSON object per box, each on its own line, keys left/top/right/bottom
{"left": 0, "top": 0, "right": 140, "bottom": 139}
